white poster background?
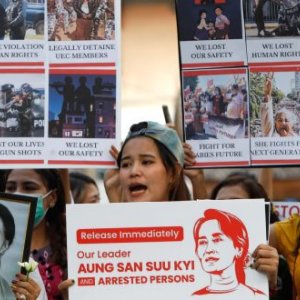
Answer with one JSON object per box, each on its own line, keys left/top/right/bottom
{"left": 250, "top": 137, "right": 300, "bottom": 165}
{"left": 188, "top": 138, "right": 250, "bottom": 167}
{"left": 180, "top": 40, "right": 247, "bottom": 69}
{"left": 67, "top": 200, "right": 268, "bottom": 300}
{"left": 247, "top": 38, "right": 300, "bottom": 65}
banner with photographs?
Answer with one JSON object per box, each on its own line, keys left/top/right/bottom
{"left": 249, "top": 65, "right": 300, "bottom": 165}
{"left": 175, "top": 0, "right": 247, "bottom": 69}
{"left": 176, "top": 0, "right": 300, "bottom": 167}
{"left": 182, "top": 68, "right": 250, "bottom": 167}
{"left": 0, "top": 0, "right": 121, "bottom": 168}
{"left": 67, "top": 200, "right": 268, "bottom": 300}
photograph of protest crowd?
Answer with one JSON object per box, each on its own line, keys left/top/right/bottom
{"left": 0, "top": 0, "right": 44, "bottom": 40}
{"left": 49, "top": 72, "right": 116, "bottom": 138}
{"left": 48, "top": 0, "right": 114, "bottom": 41}
{"left": 176, "top": 0, "right": 243, "bottom": 41}
{"left": 244, "top": 0, "right": 300, "bottom": 38}
{"left": 250, "top": 70, "right": 300, "bottom": 137}
{"left": 182, "top": 70, "right": 248, "bottom": 140}
{"left": 0, "top": 74, "right": 45, "bottom": 137}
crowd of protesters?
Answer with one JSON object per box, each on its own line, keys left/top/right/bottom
{"left": 0, "top": 120, "right": 299, "bottom": 300}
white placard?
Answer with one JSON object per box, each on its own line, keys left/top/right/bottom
{"left": 67, "top": 200, "right": 268, "bottom": 300}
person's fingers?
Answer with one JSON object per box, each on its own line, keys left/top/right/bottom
{"left": 109, "top": 145, "right": 119, "bottom": 160}
{"left": 252, "top": 244, "right": 278, "bottom": 259}
{"left": 183, "top": 143, "right": 196, "bottom": 165}
{"left": 252, "top": 244, "right": 279, "bottom": 288}
{"left": 11, "top": 284, "right": 39, "bottom": 300}
{"left": 12, "top": 274, "right": 41, "bottom": 299}
{"left": 58, "top": 279, "right": 75, "bottom": 291}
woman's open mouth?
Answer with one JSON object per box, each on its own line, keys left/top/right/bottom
{"left": 128, "top": 183, "right": 147, "bottom": 197}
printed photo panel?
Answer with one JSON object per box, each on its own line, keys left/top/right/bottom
{"left": 47, "top": 0, "right": 115, "bottom": 42}
{"left": 47, "top": 67, "right": 118, "bottom": 167}
{"left": 0, "top": 68, "right": 46, "bottom": 167}
{"left": 182, "top": 67, "right": 250, "bottom": 167}
{"left": 245, "top": 0, "right": 300, "bottom": 65}
{"left": 249, "top": 65, "right": 300, "bottom": 165}
{"left": 176, "top": 0, "right": 247, "bottom": 69}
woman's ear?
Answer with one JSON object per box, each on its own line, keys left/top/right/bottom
{"left": 168, "top": 164, "right": 182, "bottom": 190}
{"left": 48, "top": 190, "right": 58, "bottom": 208}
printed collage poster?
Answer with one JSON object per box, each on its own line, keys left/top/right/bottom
{"left": 0, "top": 0, "right": 121, "bottom": 168}
{"left": 67, "top": 200, "right": 269, "bottom": 300}
{"left": 176, "top": 0, "right": 300, "bottom": 167}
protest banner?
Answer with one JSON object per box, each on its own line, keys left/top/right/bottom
{"left": 67, "top": 200, "right": 268, "bottom": 300}
{"left": 0, "top": 0, "right": 121, "bottom": 168}
{"left": 273, "top": 201, "right": 300, "bottom": 220}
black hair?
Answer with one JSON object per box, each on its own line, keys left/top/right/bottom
{"left": 0, "top": 203, "right": 15, "bottom": 246}
{"left": 215, "top": 6, "right": 223, "bottom": 11}
{"left": 70, "top": 172, "right": 98, "bottom": 204}
{"left": 151, "top": 139, "right": 190, "bottom": 201}
{"left": 210, "top": 173, "right": 279, "bottom": 224}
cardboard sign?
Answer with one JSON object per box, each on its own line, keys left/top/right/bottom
{"left": 67, "top": 200, "right": 268, "bottom": 300}
{"left": 0, "top": 0, "right": 121, "bottom": 168}
{"left": 273, "top": 201, "right": 300, "bottom": 220}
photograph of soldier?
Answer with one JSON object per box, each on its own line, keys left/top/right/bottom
{"left": 1, "top": 0, "right": 44, "bottom": 40}
{"left": 183, "top": 71, "right": 248, "bottom": 140}
{"left": 0, "top": 75, "right": 45, "bottom": 137}
{"left": 250, "top": 71, "right": 300, "bottom": 137}
{"left": 49, "top": 73, "right": 116, "bottom": 138}
{"left": 176, "top": 0, "right": 243, "bottom": 41}
{"left": 48, "top": 0, "right": 115, "bottom": 41}
{"left": 244, "top": 0, "right": 300, "bottom": 38}
{"left": 5, "top": 0, "right": 25, "bottom": 40}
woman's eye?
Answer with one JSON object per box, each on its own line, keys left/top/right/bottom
{"left": 142, "top": 160, "right": 153, "bottom": 165}
{"left": 120, "top": 161, "right": 130, "bottom": 168}
{"left": 23, "top": 184, "right": 40, "bottom": 191}
{"left": 5, "top": 185, "right": 15, "bottom": 192}
{"left": 213, "top": 237, "right": 223, "bottom": 243}
{"left": 198, "top": 240, "right": 207, "bottom": 246}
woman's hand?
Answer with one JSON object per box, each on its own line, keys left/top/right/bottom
{"left": 252, "top": 244, "right": 279, "bottom": 288}
{"left": 11, "top": 273, "right": 41, "bottom": 300}
{"left": 104, "top": 145, "right": 123, "bottom": 202}
{"left": 263, "top": 75, "right": 273, "bottom": 101}
{"left": 58, "top": 279, "right": 75, "bottom": 300}
{"left": 183, "top": 143, "right": 208, "bottom": 199}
